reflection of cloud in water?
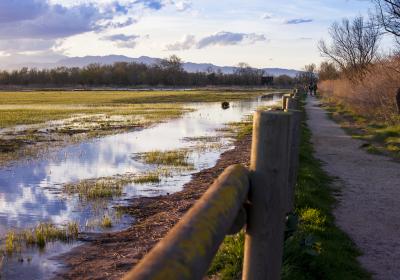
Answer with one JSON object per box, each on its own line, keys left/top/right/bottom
{"left": 0, "top": 97, "right": 279, "bottom": 235}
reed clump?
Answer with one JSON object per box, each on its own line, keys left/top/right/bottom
{"left": 101, "top": 215, "right": 113, "bottom": 228}
{"left": 1, "top": 222, "right": 79, "bottom": 255}
{"left": 138, "top": 149, "right": 194, "bottom": 168}
{"left": 133, "top": 172, "right": 161, "bottom": 184}
{"left": 64, "top": 178, "right": 128, "bottom": 200}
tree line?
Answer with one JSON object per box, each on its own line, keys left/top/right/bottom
{"left": 315, "top": 0, "right": 400, "bottom": 81}
{"left": 0, "top": 55, "right": 297, "bottom": 88}
{"left": 314, "top": 0, "right": 400, "bottom": 120}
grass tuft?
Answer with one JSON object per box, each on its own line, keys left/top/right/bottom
{"left": 133, "top": 172, "right": 161, "bottom": 184}
{"left": 1, "top": 222, "right": 79, "bottom": 255}
{"left": 64, "top": 178, "right": 124, "bottom": 200}
{"left": 138, "top": 149, "right": 194, "bottom": 168}
{"left": 101, "top": 215, "right": 113, "bottom": 228}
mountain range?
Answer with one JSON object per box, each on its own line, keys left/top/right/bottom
{"left": 3, "top": 55, "right": 300, "bottom": 77}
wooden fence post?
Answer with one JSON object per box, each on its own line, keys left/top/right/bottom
{"left": 243, "top": 111, "right": 292, "bottom": 280}
{"left": 286, "top": 97, "right": 298, "bottom": 111}
{"left": 282, "top": 95, "right": 289, "bottom": 110}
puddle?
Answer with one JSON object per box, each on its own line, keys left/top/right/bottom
{"left": 0, "top": 95, "right": 280, "bottom": 279}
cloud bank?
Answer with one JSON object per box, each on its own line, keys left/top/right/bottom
{"left": 166, "top": 31, "right": 267, "bottom": 51}
{"left": 285, "top": 18, "right": 313, "bottom": 25}
{"left": 0, "top": 0, "right": 192, "bottom": 57}
{"left": 102, "top": 34, "right": 142, "bottom": 48}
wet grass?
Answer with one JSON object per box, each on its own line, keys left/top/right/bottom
{"left": 0, "top": 90, "right": 269, "bottom": 105}
{"left": 64, "top": 170, "right": 171, "bottom": 200}
{"left": 0, "top": 90, "right": 273, "bottom": 165}
{"left": 133, "top": 172, "right": 161, "bottom": 184}
{"left": 2, "top": 222, "right": 79, "bottom": 255}
{"left": 0, "top": 104, "right": 188, "bottom": 129}
{"left": 209, "top": 101, "right": 369, "bottom": 279}
{"left": 101, "top": 215, "right": 113, "bottom": 228}
{"left": 224, "top": 115, "right": 253, "bottom": 140}
{"left": 0, "top": 90, "right": 269, "bottom": 128}
{"left": 64, "top": 178, "right": 126, "bottom": 200}
{"left": 138, "top": 149, "right": 194, "bottom": 168}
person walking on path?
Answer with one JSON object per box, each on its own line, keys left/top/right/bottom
{"left": 306, "top": 96, "right": 400, "bottom": 280}
{"left": 308, "top": 84, "right": 314, "bottom": 96}
{"left": 313, "top": 83, "right": 318, "bottom": 96}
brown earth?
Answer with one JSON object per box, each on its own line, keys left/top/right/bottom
{"left": 55, "top": 134, "right": 252, "bottom": 280}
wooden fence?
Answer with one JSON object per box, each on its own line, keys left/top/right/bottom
{"left": 123, "top": 93, "right": 302, "bottom": 280}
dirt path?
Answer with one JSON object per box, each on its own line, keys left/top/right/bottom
{"left": 306, "top": 96, "right": 400, "bottom": 280}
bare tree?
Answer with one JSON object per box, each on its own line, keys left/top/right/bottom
{"left": 160, "top": 55, "right": 184, "bottom": 72}
{"left": 296, "top": 64, "right": 318, "bottom": 89}
{"left": 319, "top": 16, "right": 381, "bottom": 79}
{"left": 318, "top": 61, "right": 340, "bottom": 81}
{"left": 374, "top": 0, "right": 400, "bottom": 43}
{"left": 234, "top": 62, "right": 265, "bottom": 85}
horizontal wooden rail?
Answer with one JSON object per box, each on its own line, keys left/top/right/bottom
{"left": 123, "top": 95, "right": 302, "bottom": 280}
{"left": 123, "top": 164, "right": 250, "bottom": 280}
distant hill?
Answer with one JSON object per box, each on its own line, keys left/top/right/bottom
{"left": 3, "top": 55, "right": 300, "bottom": 77}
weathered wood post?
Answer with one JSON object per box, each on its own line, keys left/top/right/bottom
{"left": 396, "top": 88, "right": 400, "bottom": 114}
{"left": 286, "top": 97, "right": 298, "bottom": 111}
{"left": 243, "top": 111, "right": 292, "bottom": 280}
{"left": 285, "top": 98, "right": 302, "bottom": 212}
{"left": 282, "top": 95, "right": 290, "bottom": 110}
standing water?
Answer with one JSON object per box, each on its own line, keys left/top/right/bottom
{"left": 0, "top": 95, "right": 280, "bottom": 279}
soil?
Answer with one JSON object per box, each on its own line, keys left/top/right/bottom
{"left": 54, "top": 134, "right": 252, "bottom": 280}
{"left": 306, "top": 96, "right": 400, "bottom": 280}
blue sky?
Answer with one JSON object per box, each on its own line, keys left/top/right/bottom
{"left": 0, "top": 0, "right": 386, "bottom": 69}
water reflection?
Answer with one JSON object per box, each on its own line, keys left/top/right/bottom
{"left": 0, "top": 97, "right": 278, "bottom": 234}
{"left": 0, "top": 96, "right": 279, "bottom": 278}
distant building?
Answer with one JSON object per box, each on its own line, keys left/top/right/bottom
{"left": 261, "top": 76, "right": 274, "bottom": 86}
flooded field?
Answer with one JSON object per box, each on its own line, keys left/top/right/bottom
{"left": 0, "top": 92, "right": 281, "bottom": 279}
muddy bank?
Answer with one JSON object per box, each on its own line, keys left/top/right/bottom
{"left": 56, "top": 133, "right": 252, "bottom": 279}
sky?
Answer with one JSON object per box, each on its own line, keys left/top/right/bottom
{"left": 0, "top": 0, "right": 388, "bottom": 70}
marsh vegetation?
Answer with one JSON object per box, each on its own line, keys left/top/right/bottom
{"left": 1, "top": 222, "right": 79, "bottom": 255}
{"left": 137, "top": 149, "right": 194, "bottom": 168}
{"left": 0, "top": 90, "right": 271, "bottom": 165}
{"left": 0, "top": 91, "right": 281, "bottom": 278}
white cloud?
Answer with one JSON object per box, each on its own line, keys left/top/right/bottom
{"left": 102, "top": 34, "right": 141, "bottom": 48}
{"left": 165, "top": 35, "right": 196, "bottom": 50}
{"left": 196, "top": 32, "right": 267, "bottom": 49}
{"left": 261, "top": 12, "right": 273, "bottom": 20}
{"left": 174, "top": 0, "right": 192, "bottom": 12}
{"left": 165, "top": 32, "right": 267, "bottom": 51}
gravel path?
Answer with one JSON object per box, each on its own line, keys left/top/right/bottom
{"left": 306, "top": 96, "right": 400, "bottom": 280}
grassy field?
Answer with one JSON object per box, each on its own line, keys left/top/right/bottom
{"left": 0, "top": 90, "right": 268, "bottom": 128}
{"left": 209, "top": 101, "right": 369, "bottom": 280}
{"left": 0, "top": 90, "right": 272, "bottom": 164}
